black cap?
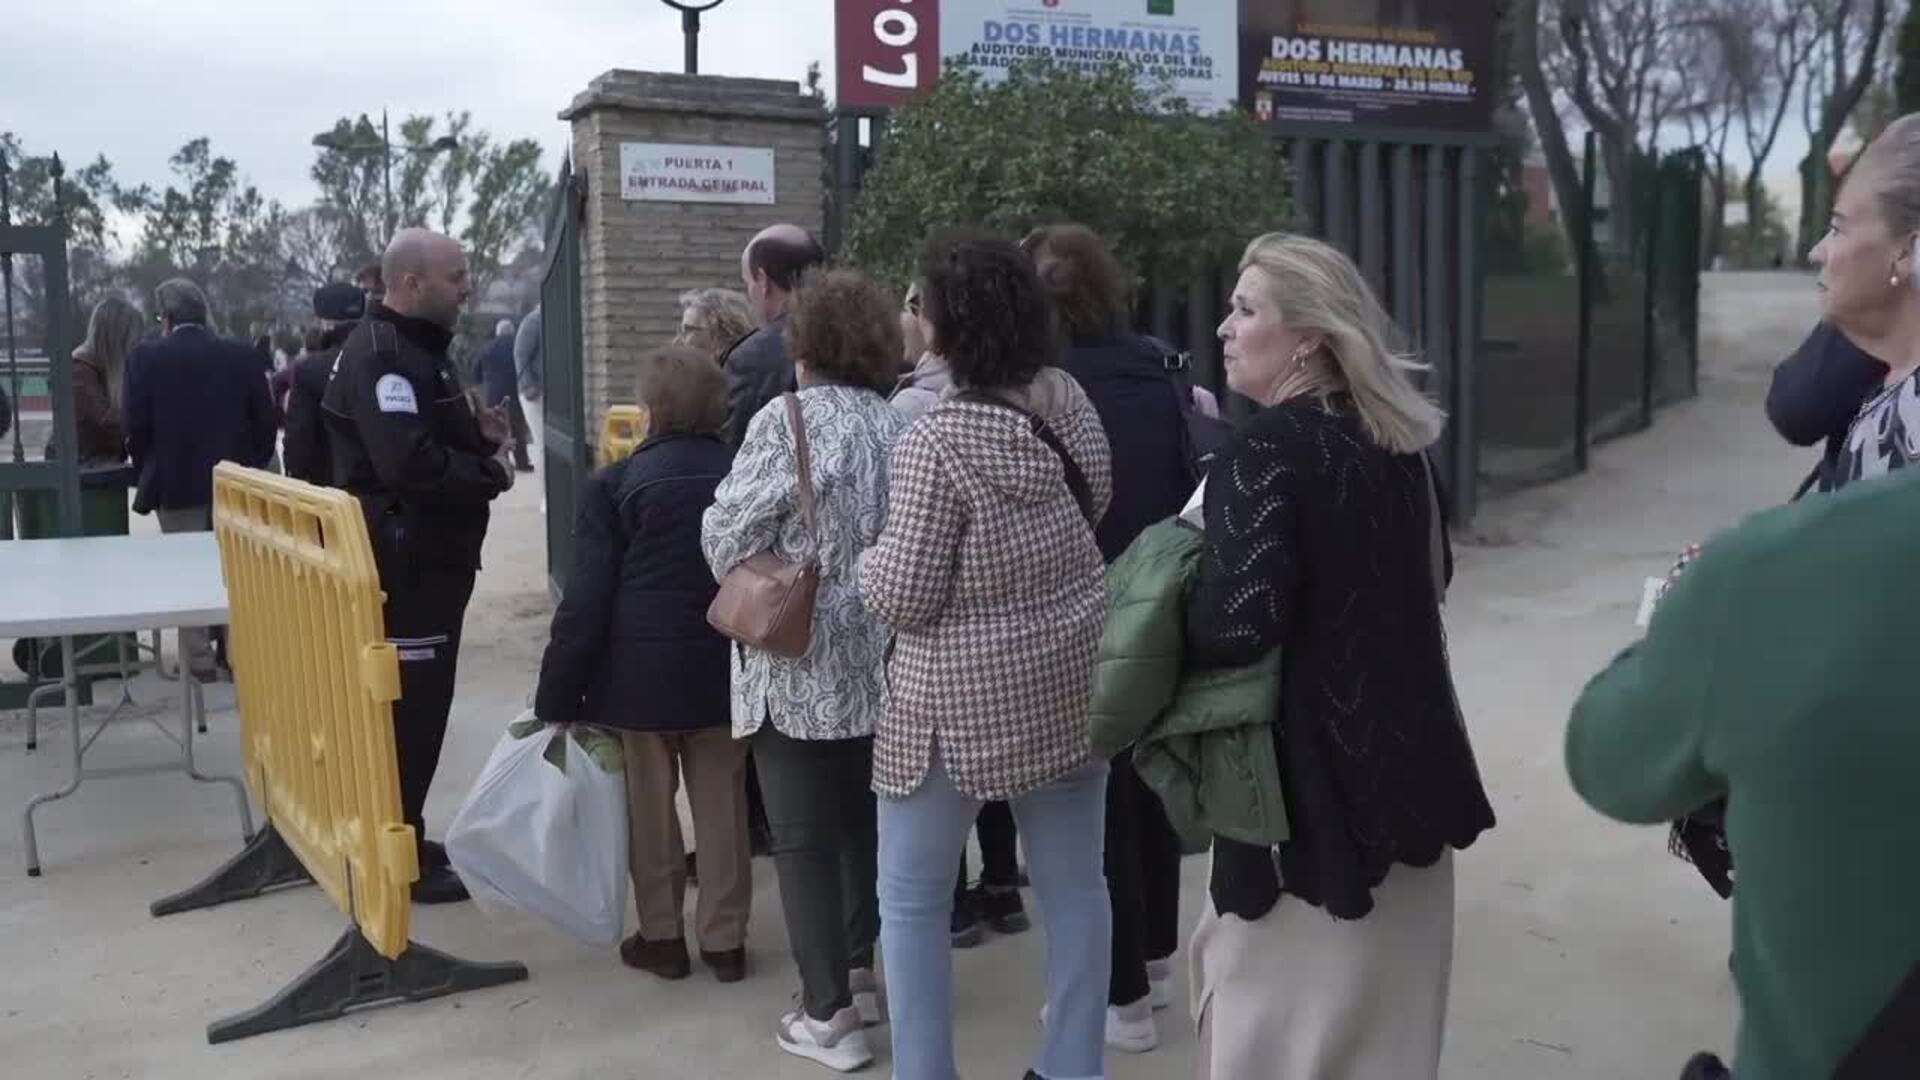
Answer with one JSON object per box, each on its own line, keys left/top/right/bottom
{"left": 313, "top": 282, "right": 367, "bottom": 322}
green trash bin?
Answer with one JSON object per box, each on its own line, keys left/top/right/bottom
{"left": 14, "top": 462, "right": 134, "bottom": 539}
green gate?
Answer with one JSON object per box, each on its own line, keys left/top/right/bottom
{"left": 1, "top": 154, "right": 81, "bottom": 539}
{"left": 539, "top": 155, "right": 587, "bottom": 599}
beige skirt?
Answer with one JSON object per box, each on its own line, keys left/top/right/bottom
{"left": 1190, "top": 850, "right": 1455, "bottom": 1080}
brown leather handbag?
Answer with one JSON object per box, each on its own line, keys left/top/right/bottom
{"left": 706, "top": 393, "right": 820, "bottom": 659}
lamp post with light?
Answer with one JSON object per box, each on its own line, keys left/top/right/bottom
{"left": 311, "top": 109, "right": 460, "bottom": 246}
{"left": 660, "top": 0, "right": 728, "bottom": 75}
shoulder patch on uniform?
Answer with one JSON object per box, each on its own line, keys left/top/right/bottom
{"left": 375, "top": 373, "right": 419, "bottom": 414}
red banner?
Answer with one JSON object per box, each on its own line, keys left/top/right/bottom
{"left": 836, "top": 0, "right": 942, "bottom": 112}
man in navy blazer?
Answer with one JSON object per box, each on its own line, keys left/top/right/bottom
{"left": 124, "top": 278, "right": 277, "bottom": 679}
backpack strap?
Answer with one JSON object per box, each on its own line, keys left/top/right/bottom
{"left": 955, "top": 390, "right": 1095, "bottom": 524}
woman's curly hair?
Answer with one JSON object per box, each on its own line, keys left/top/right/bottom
{"left": 788, "top": 269, "right": 905, "bottom": 394}
{"left": 916, "top": 228, "right": 1056, "bottom": 389}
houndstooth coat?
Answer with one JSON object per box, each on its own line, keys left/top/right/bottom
{"left": 859, "top": 368, "right": 1113, "bottom": 800}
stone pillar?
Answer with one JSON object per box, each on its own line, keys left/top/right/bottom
{"left": 562, "top": 71, "right": 826, "bottom": 437}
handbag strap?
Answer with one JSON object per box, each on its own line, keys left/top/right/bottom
{"left": 784, "top": 392, "right": 818, "bottom": 542}
{"left": 956, "top": 390, "right": 1095, "bottom": 523}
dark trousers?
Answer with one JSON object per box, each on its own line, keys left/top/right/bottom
{"left": 751, "top": 724, "right": 879, "bottom": 1021}
{"left": 1105, "top": 754, "right": 1183, "bottom": 1006}
{"left": 955, "top": 799, "right": 1019, "bottom": 901}
{"left": 506, "top": 393, "right": 533, "bottom": 470}
{"left": 385, "top": 563, "right": 477, "bottom": 845}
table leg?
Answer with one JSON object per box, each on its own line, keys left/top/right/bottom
{"left": 23, "top": 635, "right": 85, "bottom": 877}
{"left": 182, "top": 676, "right": 253, "bottom": 841}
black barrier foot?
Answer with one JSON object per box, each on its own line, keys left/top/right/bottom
{"left": 207, "top": 927, "right": 529, "bottom": 1044}
{"left": 151, "top": 824, "right": 311, "bottom": 917}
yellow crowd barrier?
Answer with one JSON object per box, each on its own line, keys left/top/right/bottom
{"left": 599, "top": 403, "right": 649, "bottom": 463}
{"left": 153, "top": 463, "right": 526, "bottom": 1044}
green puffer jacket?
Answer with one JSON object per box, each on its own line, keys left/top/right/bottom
{"left": 1089, "top": 519, "right": 1288, "bottom": 852}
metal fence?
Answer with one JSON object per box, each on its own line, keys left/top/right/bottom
{"left": 1477, "top": 135, "right": 1704, "bottom": 494}
{"left": 539, "top": 156, "right": 587, "bottom": 599}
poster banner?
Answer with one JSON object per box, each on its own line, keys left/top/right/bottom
{"left": 1240, "top": 0, "right": 1495, "bottom": 135}
{"left": 837, "top": 0, "right": 1238, "bottom": 114}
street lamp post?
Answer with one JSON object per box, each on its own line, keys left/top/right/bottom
{"left": 660, "top": 0, "right": 728, "bottom": 75}
{"left": 311, "top": 109, "right": 460, "bottom": 247}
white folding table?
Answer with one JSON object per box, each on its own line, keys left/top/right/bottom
{"left": 3, "top": 532, "right": 253, "bottom": 874}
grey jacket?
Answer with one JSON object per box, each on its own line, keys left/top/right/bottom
{"left": 889, "top": 353, "right": 952, "bottom": 422}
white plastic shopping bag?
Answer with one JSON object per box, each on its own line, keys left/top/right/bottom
{"left": 446, "top": 710, "right": 629, "bottom": 946}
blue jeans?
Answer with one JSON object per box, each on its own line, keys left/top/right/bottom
{"left": 879, "top": 751, "right": 1110, "bottom": 1080}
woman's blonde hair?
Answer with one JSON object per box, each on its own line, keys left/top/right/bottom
{"left": 78, "top": 296, "right": 146, "bottom": 411}
{"left": 677, "top": 287, "right": 755, "bottom": 357}
{"left": 1240, "top": 232, "right": 1445, "bottom": 454}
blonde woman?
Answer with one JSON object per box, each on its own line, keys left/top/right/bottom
{"left": 676, "top": 287, "right": 757, "bottom": 361}
{"left": 1183, "top": 233, "right": 1495, "bottom": 1079}
{"left": 63, "top": 296, "right": 144, "bottom": 464}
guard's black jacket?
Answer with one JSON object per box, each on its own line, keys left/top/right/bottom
{"left": 321, "top": 304, "right": 509, "bottom": 575}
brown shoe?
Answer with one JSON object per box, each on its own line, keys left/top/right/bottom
{"left": 620, "top": 933, "right": 690, "bottom": 980}
{"left": 701, "top": 947, "right": 747, "bottom": 984}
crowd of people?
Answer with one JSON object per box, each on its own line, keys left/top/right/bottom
{"left": 22, "top": 120, "right": 1920, "bottom": 1080}
{"left": 516, "top": 214, "right": 1492, "bottom": 1080}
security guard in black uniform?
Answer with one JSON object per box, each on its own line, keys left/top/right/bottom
{"left": 321, "top": 228, "right": 514, "bottom": 903}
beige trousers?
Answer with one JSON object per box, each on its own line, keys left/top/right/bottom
{"left": 1191, "top": 850, "right": 1455, "bottom": 1080}
{"left": 621, "top": 729, "right": 752, "bottom": 951}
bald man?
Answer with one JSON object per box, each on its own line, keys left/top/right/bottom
{"left": 321, "top": 228, "right": 515, "bottom": 904}
{"left": 721, "top": 224, "right": 825, "bottom": 446}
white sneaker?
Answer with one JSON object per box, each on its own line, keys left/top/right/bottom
{"left": 1107, "top": 998, "right": 1158, "bottom": 1053}
{"left": 1146, "top": 956, "right": 1175, "bottom": 1011}
{"left": 1040, "top": 999, "right": 1159, "bottom": 1054}
{"left": 776, "top": 1005, "right": 873, "bottom": 1072}
{"left": 850, "top": 967, "right": 887, "bottom": 1027}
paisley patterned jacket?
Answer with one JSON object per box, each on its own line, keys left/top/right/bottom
{"left": 702, "top": 383, "right": 910, "bottom": 741}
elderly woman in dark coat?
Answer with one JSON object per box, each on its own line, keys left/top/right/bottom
{"left": 532, "top": 344, "right": 750, "bottom": 985}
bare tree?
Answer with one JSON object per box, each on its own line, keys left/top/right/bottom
{"left": 1730, "top": 0, "right": 1820, "bottom": 261}
{"left": 1517, "top": 0, "right": 1590, "bottom": 257}
{"left": 1673, "top": 0, "right": 1761, "bottom": 263}
{"left": 1542, "top": 0, "right": 1696, "bottom": 250}
{"left": 1797, "top": 0, "right": 1893, "bottom": 259}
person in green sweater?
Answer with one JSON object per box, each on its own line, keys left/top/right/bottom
{"left": 1572, "top": 425, "right": 1920, "bottom": 1079}
{"left": 1577, "top": 112, "right": 1920, "bottom": 1080}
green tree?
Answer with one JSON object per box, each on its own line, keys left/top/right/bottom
{"left": 309, "top": 113, "right": 548, "bottom": 300}
{"left": 843, "top": 61, "right": 1291, "bottom": 294}
{"left": 309, "top": 115, "right": 388, "bottom": 269}
{"left": 461, "top": 138, "right": 551, "bottom": 301}
{"left": 0, "top": 133, "right": 138, "bottom": 345}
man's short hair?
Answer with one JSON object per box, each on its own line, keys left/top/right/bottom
{"left": 496, "top": 318, "right": 515, "bottom": 337}
{"left": 154, "top": 278, "right": 210, "bottom": 327}
{"left": 745, "top": 230, "right": 825, "bottom": 293}
{"left": 356, "top": 262, "right": 385, "bottom": 293}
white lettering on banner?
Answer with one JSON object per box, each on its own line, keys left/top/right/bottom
{"left": 619, "top": 143, "right": 776, "bottom": 205}
{"left": 374, "top": 373, "right": 418, "bottom": 415}
{"left": 935, "top": 0, "right": 1237, "bottom": 113}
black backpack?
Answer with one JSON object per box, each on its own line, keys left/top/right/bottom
{"left": 1137, "top": 336, "right": 1231, "bottom": 483}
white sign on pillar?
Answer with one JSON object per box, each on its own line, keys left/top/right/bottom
{"left": 619, "top": 143, "right": 777, "bottom": 205}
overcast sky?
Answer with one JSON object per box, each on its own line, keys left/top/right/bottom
{"left": 3, "top": 0, "right": 839, "bottom": 211}
{"left": 5, "top": 0, "right": 1814, "bottom": 223}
